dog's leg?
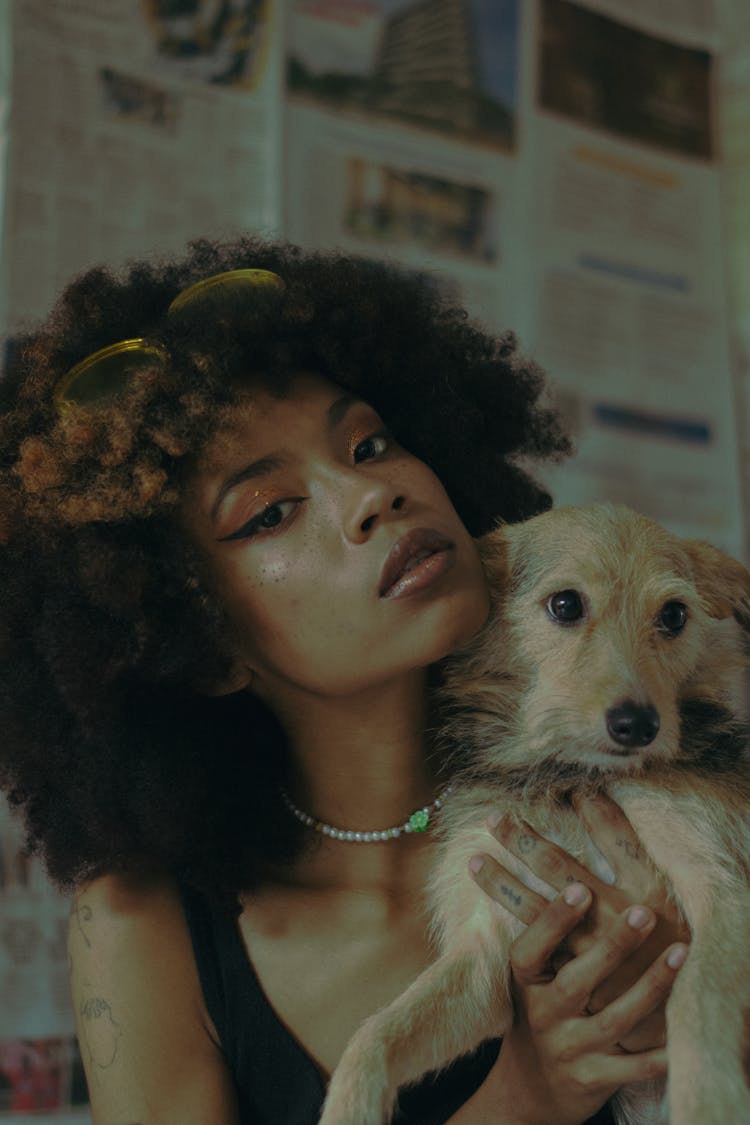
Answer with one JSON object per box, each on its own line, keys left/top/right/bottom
{"left": 615, "top": 785, "right": 750, "bottom": 1125}
{"left": 662, "top": 911, "right": 750, "bottom": 1125}
{"left": 318, "top": 944, "right": 511, "bottom": 1125}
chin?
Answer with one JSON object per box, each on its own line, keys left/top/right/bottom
{"left": 429, "top": 591, "right": 492, "bottom": 666}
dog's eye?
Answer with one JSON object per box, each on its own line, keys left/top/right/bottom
{"left": 546, "top": 590, "right": 584, "bottom": 623}
{"left": 658, "top": 600, "right": 688, "bottom": 636}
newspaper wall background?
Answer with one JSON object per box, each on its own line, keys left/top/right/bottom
{"left": 284, "top": 0, "right": 743, "bottom": 557}
{"left": 285, "top": 0, "right": 523, "bottom": 359}
{"left": 522, "top": 0, "right": 742, "bottom": 555}
{"left": 2, "top": 0, "right": 284, "bottom": 333}
{"left": 0, "top": 0, "right": 747, "bottom": 1119}
{"left": 722, "top": 0, "right": 750, "bottom": 511}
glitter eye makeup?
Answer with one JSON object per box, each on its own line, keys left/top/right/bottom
{"left": 216, "top": 497, "right": 306, "bottom": 543}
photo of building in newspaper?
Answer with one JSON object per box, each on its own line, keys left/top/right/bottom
{"left": 288, "top": 0, "right": 519, "bottom": 150}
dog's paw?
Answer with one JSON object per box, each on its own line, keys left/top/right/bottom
{"left": 612, "top": 1081, "right": 666, "bottom": 1125}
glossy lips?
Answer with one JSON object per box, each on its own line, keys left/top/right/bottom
{"left": 378, "top": 528, "right": 454, "bottom": 599}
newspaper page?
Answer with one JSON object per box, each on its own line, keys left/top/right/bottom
{"left": 521, "top": 0, "right": 743, "bottom": 556}
{"left": 723, "top": 13, "right": 750, "bottom": 331}
{"left": 721, "top": 0, "right": 750, "bottom": 406}
{"left": 3, "top": 0, "right": 283, "bottom": 336}
{"left": 284, "top": 0, "right": 524, "bottom": 332}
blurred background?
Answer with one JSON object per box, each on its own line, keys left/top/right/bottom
{"left": 0, "top": 0, "right": 747, "bottom": 1119}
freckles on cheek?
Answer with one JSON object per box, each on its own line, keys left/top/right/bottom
{"left": 250, "top": 557, "right": 293, "bottom": 586}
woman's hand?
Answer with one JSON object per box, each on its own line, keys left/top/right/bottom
{"left": 479, "top": 883, "right": 683, "bottom": 1124}
{"left": 474, "top": 796, "right": 688, "bottom": 1051}
{"left": 461, "top": 797, "right": 689, "bottom": 1123}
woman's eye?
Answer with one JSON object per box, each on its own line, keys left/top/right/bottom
{"left": 217, "top": 498, "right": 302, "bottom": 542}
{"left": 658, "top": 600, "right": 688, "bottom": 636}
{"left": 257, "top": 504, "right": 288, "bottom": 530}
{"left": 353, "top": 431, "right": 391, "bottom": 463}
{"left": 546, "top": 589, "right": 584, "bottom": 623}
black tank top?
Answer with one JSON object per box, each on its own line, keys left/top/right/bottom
{"left": 179, "top": 882, "right": 615, "bottom": 1124}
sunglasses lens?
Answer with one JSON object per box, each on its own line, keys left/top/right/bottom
{"left": 167, "top": 268, "right": 284, "bottom": 315}
{"left": 55, "top": 340, "right": 166, "bottom": 410}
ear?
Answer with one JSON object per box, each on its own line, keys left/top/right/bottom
{"left": 684, "top": 539, "right": 750, "bottom": 630}
{"left": 477, "top": 524, "right": 512, "bottom": 592}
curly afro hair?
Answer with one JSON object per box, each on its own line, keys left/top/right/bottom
{"left": 0, "top": 235, "right": 570, "bottom": 906}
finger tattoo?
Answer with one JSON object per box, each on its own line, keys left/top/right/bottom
{"left": 500, "top": 884, "right": 523, "bottom": 907}
{"left": 616, "top": 836, "right": 642, "bottom": 861}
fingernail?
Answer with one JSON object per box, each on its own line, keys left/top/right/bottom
{"left": 667, "top": 945, "right": 687, "bottom": 969}
{"left": 469, "top": 856, "right": 485, "bottom": 874}
{"left": 627, "top": 906, "right": 651, "bottom": 929}
{"left": 487, "top": 812, "right": 502, "bottom": 831}
{"left": 563, "top": 882, "right": 588, "bottom": 906}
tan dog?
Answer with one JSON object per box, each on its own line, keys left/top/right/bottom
{"left": 319, "top": 504, "right": 750, "bottom": 1125}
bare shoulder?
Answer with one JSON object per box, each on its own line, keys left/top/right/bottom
{"left": 69, "top": 867, "right": 193, "bottom": 955}
{"left": 69, "top": 869, "right": 239, "bottom": 1125}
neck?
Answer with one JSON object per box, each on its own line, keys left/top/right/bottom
{"left": 278, "top": 669, "right": 440, "bottom": 821}
{"left": 260, "top": 669, "right": 445, "bottom": 888}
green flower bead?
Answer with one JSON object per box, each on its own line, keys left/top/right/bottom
{"left": 409, "top": 809, "right": 430, "bottom": 833}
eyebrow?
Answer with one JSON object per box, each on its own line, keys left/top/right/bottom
{"left": 210, "top": 393, "right": 363, "bottom": 523}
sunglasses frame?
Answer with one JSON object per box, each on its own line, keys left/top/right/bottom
{"left": 54, "top": 269, "right": 285, "bottom": 413}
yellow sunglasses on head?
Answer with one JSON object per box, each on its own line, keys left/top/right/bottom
{"left": 53, "top": 268, "right": 285, "bottom": 413}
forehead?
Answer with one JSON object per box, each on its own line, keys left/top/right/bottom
{"left": 196, "top": 372, "right": 349, "bottom": 472}
{"left": 511, "top": 507, "right": 694, "bottom": 600}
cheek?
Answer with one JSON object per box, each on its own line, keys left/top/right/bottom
{"left": 221, "top": 550, "right": 350, "bottom": 663}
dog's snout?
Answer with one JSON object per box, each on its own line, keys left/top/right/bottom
{"left": 605, "top": 700, "right": 660, "bottom": 750}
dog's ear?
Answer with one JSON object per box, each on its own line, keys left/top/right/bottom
{"left": 684, "top": 539, "right": 750, "bottom": 630}
{"left": 477, "top": 525, "right": 512, "bottom": 593}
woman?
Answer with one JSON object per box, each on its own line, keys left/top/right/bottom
{"left": 0, "top": 237, "right": 686, "bottom": 1124}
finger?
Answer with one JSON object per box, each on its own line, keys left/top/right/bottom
{"left": 590, "top": 943, "right": 687, "bottom": 1050}
{"left": 509, "top": 884, "right": 592, "bottom": 984}
{"left": 489, "top": 813, "right": 610, "bottom": 896}
{"left": 573, "top": 1047, "right": 668, "bottom": 1093}
{"left": 576, "top": 796, "right": 661, "bottom": 899}
{"left": 469, "top": 852, "right": 549, "bottom": 925}
{"left": 552, "top": 905, "right": 657, "bottom": 1012}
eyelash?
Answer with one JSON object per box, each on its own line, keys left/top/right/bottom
{"left": 217, "top": 498, "right": 305, "bottom": 542}
{"left": 218, "top": 427, "right": 394, "bottom": 542}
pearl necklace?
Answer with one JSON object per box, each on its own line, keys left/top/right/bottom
{"left": 279, "top": 785, "right": 453, "bottom": 843}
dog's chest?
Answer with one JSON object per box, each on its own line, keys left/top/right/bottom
{"left": 428, "top": 788, "right": 606, "bottom": 949}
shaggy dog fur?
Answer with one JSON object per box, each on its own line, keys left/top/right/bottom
{"left": 319, "top": 503, "right": 750, "bottom": 1125}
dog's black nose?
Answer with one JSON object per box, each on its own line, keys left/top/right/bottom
{"left": 606, "top": 701, "right": 660, "bottom": 749}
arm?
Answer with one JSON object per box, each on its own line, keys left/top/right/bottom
{"left": 68, "top": 870, "right": 241, "bottom": 1125}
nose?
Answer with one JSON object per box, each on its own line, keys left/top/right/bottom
{"left": 347, "top": 481, "right": 405, "bottom": 542}
{"left": 350, "top": 490, "right": 407, "bottom": 542}
{"left": 605, "top": 700, "right": 660, "bottom": 751}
